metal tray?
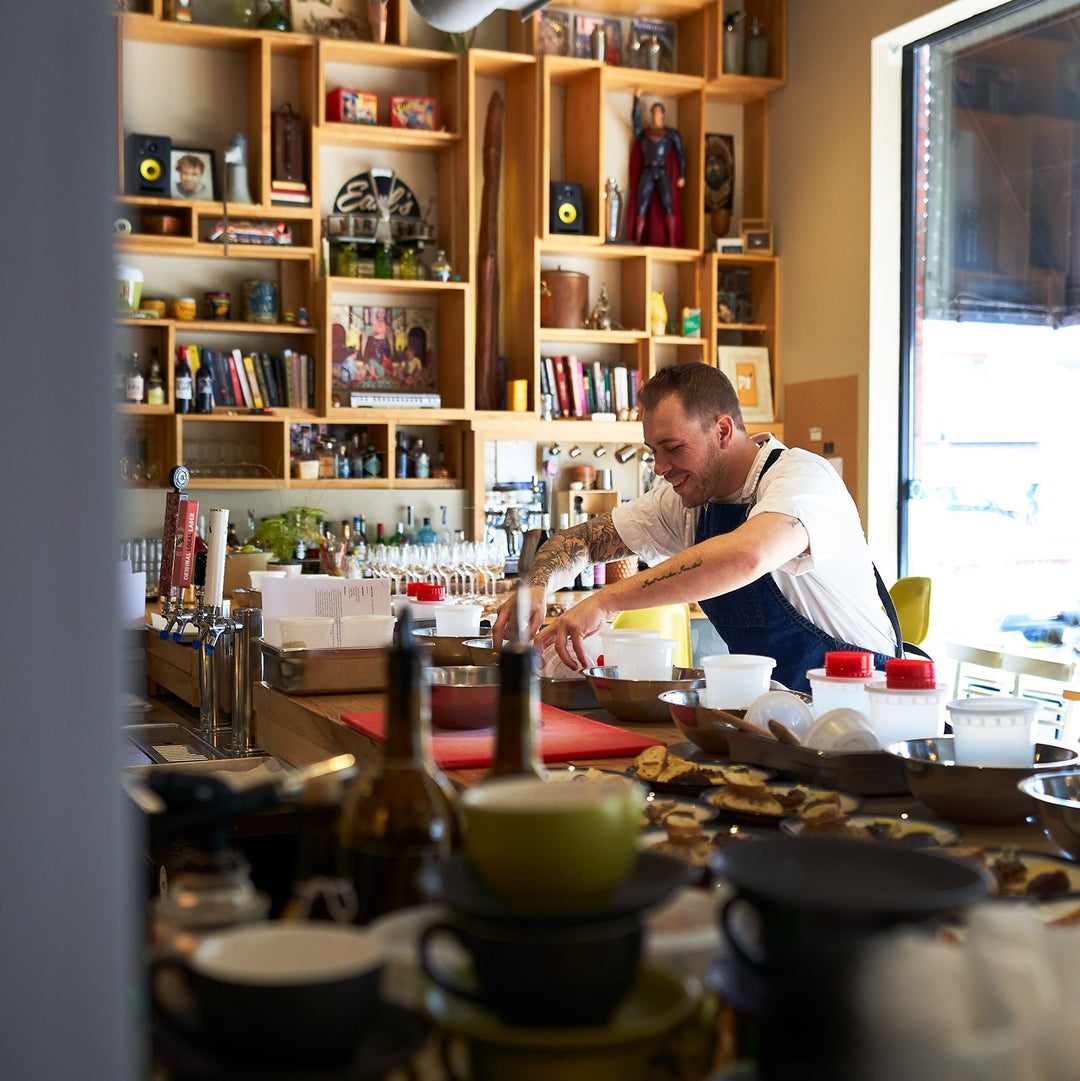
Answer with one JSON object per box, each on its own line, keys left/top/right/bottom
{"left": 123, "top": 723, "right": 225, "bottom": 765}
{"left": 260, "top": 641, "right": 390, "bottom": 695}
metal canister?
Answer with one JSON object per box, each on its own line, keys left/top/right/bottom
{"left": 539, "top": 268, "right": 589, "bottom": 329}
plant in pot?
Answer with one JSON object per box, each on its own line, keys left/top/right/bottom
{"left": 250, "top": 506, "right": 324, "bottom": 574}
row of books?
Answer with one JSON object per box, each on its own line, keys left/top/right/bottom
{"left": 181, "top": 345, "right": 315, "bottom": 410}
{"left": 539, "top": 355, "right": 641, "bottom": 418}
{"left": 270, "top": 178, "right": 312, "bottom": 206}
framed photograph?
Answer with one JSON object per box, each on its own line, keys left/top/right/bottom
{"left": 627, "top": 18, "right": 676, "bottom": 72}
{"left": 717, "top": 345, "right": 773, "bottom": 423}
{"left": 739, "top": 217, "right": 774, "bottom": 256}
{"left": 170, "top": 147, "right": 215, "bottom": 200}
{"left": 536, "top": 9, "right": 570, "bottom": 57}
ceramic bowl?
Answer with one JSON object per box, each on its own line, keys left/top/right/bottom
{"left": 583, "top": 666, "right": 705, "bottom": 725}
{"left": 1017, "top": 768, "right": 1080, "bottom": 860}
{"left": 428, "top": 666, "right": 499, "bottom": 730}
{"left": 884, "top": 737, "right": 1078, "bottom": 825}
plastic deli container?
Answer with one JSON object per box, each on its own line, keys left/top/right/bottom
{"left": 701, "top": 654, "right": 776, "bottom": 710}
{"left": 390, "top": 582, "right": 447, "bottom": 622}
{"left": 947, "top": 696, "right": 1038, "bottom": 767}
{"left": 865, "top": 659, "right": 948, "bottom": 745}
{"left": 806, "top": 651, "right": 875, "bottom": 720}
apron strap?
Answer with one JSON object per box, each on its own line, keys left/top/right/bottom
{"left": 873, "top": 565, "right": 931, "bottom": 661}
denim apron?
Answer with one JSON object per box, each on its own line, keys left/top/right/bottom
{"left": 694, "top": 449, "right": 903, "bottom": 692}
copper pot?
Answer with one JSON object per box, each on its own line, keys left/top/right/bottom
{"left": 539, "top": 268, "right": 589, "bottom": 329}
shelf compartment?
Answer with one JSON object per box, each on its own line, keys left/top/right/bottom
{"left": 179, "top": 416, "right": 287, "bottom": 483}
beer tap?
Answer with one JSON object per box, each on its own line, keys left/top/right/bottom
{"left": 192, "top": 508, "right": 232, "bottom": 737}
{"left": 157, "top": 466, "right": 200, "bottom": 641}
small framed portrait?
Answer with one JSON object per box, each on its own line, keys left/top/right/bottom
{"left": 739, "top": 217, "right": 774, "bottom": 256}
{"left": 717, "top": 345, "right": 773, "bottom": 423}
{"left": 170, "top": 148, "right": 216, "bottom": 200}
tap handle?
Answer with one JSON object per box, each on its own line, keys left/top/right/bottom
{"left": 192, "top": 547, "right": 208, "bottom": 589}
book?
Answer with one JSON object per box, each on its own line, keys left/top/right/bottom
{"left": 565, "top": 354, "right": 586, "bottom": 416}
{"left": 269, "top": 179, "right": 309, "bottom": 192}
{"left": 231, "top": 348, "right": 252, "bottom": 407}
{"left": 270, "top": 192, "right": 312, "bottom": 205}
{"left": 210, "top": 350, "right": 235, "bottom": 406}
{"left": 259, "top": 352, "right": 280, "bottom": 407}
{"left": 242, "top": 355, "right": 264, "bottom": 408}
{"left": 613, "top": 365, "right": 629, "bottom": 414}
{"left": 592, "top": 360, "right": 607, "bottom": 413}
{"left": 330, "top": 304, "right": 439, "bottom": 405}
{"left": 542, "top": 357, "right": 560, "bottom": 416}
{"left": 551, "top": 355, "right": 571, "bottom": 417}
{"left": 250, "top": 353, "right": 271, "bottom": 407}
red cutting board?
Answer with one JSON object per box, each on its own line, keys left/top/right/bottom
{"left": 340, "top": 703, "right": 664, "bottom": 769}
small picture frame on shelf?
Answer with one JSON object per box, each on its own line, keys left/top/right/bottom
{"left": 717, "top": 345, "right": 773, "bottom": 423}
{"left": 169, "top": 148, "right": 215, "bottom": 200}
{"left": 573, "top": 14, "right": 622, "bottom": 65}
{"left": 627, "top": 18, "right": 677, "bottom": 72}
{"left": 739, "top": 217, "right": 774, "bottom": 255}
{"left": 536, "top": 9, "right": 570, "bottom": 56}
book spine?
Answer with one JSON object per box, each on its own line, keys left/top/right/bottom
{"left": 566, "top": 354, "right": 585, "bottom": 417}
{"left": 227, "top": 350, "right": 245, "bottom": 407}
{"left": 306, "top": 354, "right": 315, "bottom": 409}
{"left": 210, "top": 350, "right": 234, "bottom": 406}
{"left": 251, "top": 353, "right": 272, "bottom": 407}
{"left": 232, "top": 348, "right": 252, "bottom": 407}
{"left": 629, "top": 367, "right": 640, "bottom": 409}
{"left": 542, "top": 357, "right": 560, "bottom": 416}
{"left": 592, "top": 360, "right": 607, "bottom": 413}
{"left": 259, "top": 351, "right": 279, "bottom": 407}
{"left": 613, "top": 366, "right": 629, "bottom": 414}
{"left": 552, "top": 356, "right": 571, "bottom": 417}
{"left": 243, "top": 355, "right": 264, "bottom": 408}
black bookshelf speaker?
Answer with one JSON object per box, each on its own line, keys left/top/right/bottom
{"left": 550, "top": 182, "right": 584, "bottom": 234}
{"left": 125, "top": 133, "right": 172, "bottom": 196}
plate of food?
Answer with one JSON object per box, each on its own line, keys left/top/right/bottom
{"left": 627, "top": 745, "right": 774, "bottom": 793}
{"left": 639, "top": 792, "right": 717, "bottom": 831}
{"left": 780, "top": 810, "right": 963, "bottom": 847}
{"left": 933, "top": 845, "right": 1080, "bottom": 902}
{"left": 707, "top": 778, "right": 863, "bottom": 824}
{"left": 544, "top": 766, "right": 628, "bottom": 784}
{"left": 638, "top": 816, "right": 777, "bottom": 880}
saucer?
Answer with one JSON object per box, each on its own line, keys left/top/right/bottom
{"left": 423, "top": 963, "right": 701, "bottom": 1047}
{"left": 421, "top": 852, "right": 696, "bottom": 925}
{"left": 152, "top": 998, "right": 428, "bottom": 1080}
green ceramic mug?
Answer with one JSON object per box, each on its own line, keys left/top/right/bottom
{"left": 461, "top": 775, "right": 643, "bottom": 911}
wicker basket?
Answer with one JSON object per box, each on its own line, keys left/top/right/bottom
{"left": 605, "top": 556, "right": 640, "bottom": 581}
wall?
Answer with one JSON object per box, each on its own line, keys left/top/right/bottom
{"left": 769, "top": 0, "right": 944, "bottom": 538}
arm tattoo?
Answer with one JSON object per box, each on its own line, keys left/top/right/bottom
{"left": 641, "top": 558, "right": 703, "bottom": 588}
{"left": 525, "top": 512, "right": 633, "bottom": 589}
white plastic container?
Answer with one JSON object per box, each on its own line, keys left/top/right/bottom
{"left": 278, "top": 615, "right": 334, "bottom": 649}
{"left": 865, "top": 659, "right": 947, "bottom": 745}
{"left": 249, "top": 569, "right": 287, "bottom": 590}
{"left": 807, "top": 651, "right": 875, "bottom": 720}
{"left": 745, "top": 691, "right": 815, "bottom": 741}
{"left": 434, "top": 603, "right": 482, "bottom": 637}
{"left": 599, "top": 628, "right": 659, "bottom": 671}
{"left": 701, "top": 654, "right": 775, "bottom": 710}
{"left": 616, "top": 637, "right": 676, "bottom": 681}
{"left": 947, "top": 696, "right": 1038, "bottom": 766}
{"left": 340, "top": 615, "right": 397, "bottom": 649}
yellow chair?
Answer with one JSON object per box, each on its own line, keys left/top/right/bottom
{"left": 613, "top": 604, "right": 693, "bottom": 668}
{"left": 889, "top": 576, "right": 932, "bottom": 646}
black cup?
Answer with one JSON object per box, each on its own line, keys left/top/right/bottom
{"left": 152, "top": 923, "right": 386, "bottom": 1067}
{"left": 419, "top": 912, "right": 642, "bottom": 1027}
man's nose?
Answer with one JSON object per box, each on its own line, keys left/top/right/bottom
{"left": 651, "top": 451, "right": 670, "bottom": 476}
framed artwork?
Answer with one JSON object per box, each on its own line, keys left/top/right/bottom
{"left": 170, "top": 147, "right": 215, "bottom": 200}
{"left": 717, "top": 345, "right": 773, "bottom": 423}
{"left": 536, "top": 9, "right": 570, "bottom": 57}
{"left": 705, "top": 133, "right": 735, "bottom": 240}
{"left": 573, "top": 14, "right": 622, "bottom": 65}
{"left": 739, "top": 217, "right": 774, "bottom": 255}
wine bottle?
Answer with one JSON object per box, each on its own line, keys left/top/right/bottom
{"left": 340, "top": 609, "right": 461, "bottom": 923}
{"left": 388, "top": 521, "right": 408, "bottom": 547}
{"left": 194, "top": 353, "right": 214, "bottom": 414}
{"left": 174, "top": 347, "right": 193, "bottom": 414}
{"left": 125, "top": 351, "right": 144, "bottom": 404}
{"left": 145, "top": 347, "right": 165, "bottom": 405}
{"left": 486, "top": 621, "right": 544, "bottom": 782}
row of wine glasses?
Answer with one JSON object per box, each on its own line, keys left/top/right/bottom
{"left": 354, "top": 542, "right": 506, "bottom": 596}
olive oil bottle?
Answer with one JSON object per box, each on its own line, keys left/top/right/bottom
{"left": 340, "top": 609, "right": 461, "bottom": 922}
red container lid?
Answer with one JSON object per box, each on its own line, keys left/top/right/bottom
{"left": 884, "top": 658, "right": 936, "bottom": 690}
{"left": 406, "top": 582, "right": 422, "bottom": 598}
{"left": 415, "top": 582, "right": 446, "bottom": 602}
{"left": 824, "top": 651, "right": 873, "bottom": 678}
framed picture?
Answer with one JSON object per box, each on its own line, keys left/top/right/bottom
{"left": 739, "top": 217, "right": 774, "bottom": 255}
{"left": 573, "top": 14, "right": 622, "bottom": 66}
{"left": 717, "top": 345, "right": 773, "bottom": 423}
{"left": 627, "top": 18, "right": 676, "bottom": 72}
{"left": 536, "top": 9, "right": 570, "bottom": 57}
{"left": 170, "top": 147, "right": 215, "bottom": 200}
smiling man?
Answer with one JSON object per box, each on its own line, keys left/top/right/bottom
{"left": 493, "top": 362, "right": 900, "bottom": 690}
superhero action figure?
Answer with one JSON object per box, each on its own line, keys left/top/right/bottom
{"left": 628, "top": 91, "right": 686, "bottom": 247}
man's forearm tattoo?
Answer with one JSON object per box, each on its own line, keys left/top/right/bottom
{"left": 525, "top": 513, "right": 632, "bottom": 589}
{"left": 641, "top": 558, "right": 703, "bottom": 589}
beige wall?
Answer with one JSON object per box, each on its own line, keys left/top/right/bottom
{"left": 769, "top": 0, "right": 944, "bottom": 527}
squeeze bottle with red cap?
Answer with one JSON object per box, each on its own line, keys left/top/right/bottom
{"left": 865, "top": 658, "right": 948, "bottom": 745}
{"left": 806, "top": 651, "right": 875, "bottom": 719}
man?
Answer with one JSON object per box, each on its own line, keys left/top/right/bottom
{"left": 174, "top": 153, "right": 207, "bottom": 198}
{"left": 493, "top": 363, "right": 900, "bottom": 691}
{"left": 628, "top": 93, "right": 685, "bottom": 247}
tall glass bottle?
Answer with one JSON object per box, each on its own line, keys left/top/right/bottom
{"left": 145, "top": 347, "right": 165, "bottom": 405}
{"left": 388, "top": 521, "right": 408, "bottom": 546}
{"left": 194, "top": 354, "right": 214, "bottom": 414}
{"left": 125, "top": 351, "right": 144, "bottom": 404}
{"left": 486, "top": 603, "right": 544, "bottom": 781}
{"left": 405, "top": 504, "right": 416, "bottom": 542}
{"left": 416, "top": 517, "right": 438, "bottom": 545}
{"left": 340, "top": 610, "right": 461, "bottom": 923}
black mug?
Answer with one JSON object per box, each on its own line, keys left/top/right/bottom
{"left": 419, "top": 912, "right": 642, "bottom": 1027}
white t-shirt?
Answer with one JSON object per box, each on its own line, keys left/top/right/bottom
{"left": 611, "top": 435, "right": 897, "bottom": 655}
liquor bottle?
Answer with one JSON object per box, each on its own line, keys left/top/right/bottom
{"left": 339, "top": 609, "right": 461, "bottom": 923}
{"left": 337, "top": 443, "right": 351, "bottom": 479}
{"left": 388, "top": 521, "right": 408, "bottom": 546}
{"left": 349, "top": 432, "right": 365, "bottom": 478}
{"left": 405, "top": 504, "right": 416, "bottom": 542}
{"left": 125, "top": 351, "right": 144, "bottom": 404}
{"left": 340, "top": 520, "right": 352, "bottom": 549}
{"left": 349, "top": 515, "right": 369, "bottom": 577}
{"left": 415, "top": 517, "right": 437, "bottom": 545}
{"left": 363, "top": 444, "right": 381, "bottom": 478}
{"left": 145, "top": 348, "right": 165, "bottom": 405}
{"left": 486, "top": 604, "right": 544, "bottom": 781}
{"left": 413, "top": 438, "right": 430, "bottom": 479}
{"left": 395, "top": 432, "right": 410, "bottom": 478}
{"left": 174, "top": 347, "right": 193, "bottom": 414}
{"left": 194, "top": 354, "right": 214, "bottom": 413}
{"left": 433, "top": 440, "right": 450, "bottom": 479}
{"left": 437, "top": 505, "right": 452, "bottom": 545}
{"left": 373, "top": 241, "right": 394, "bottom": 280}
{"left": 431, "top": 248, "right": 452, "bottom": 282}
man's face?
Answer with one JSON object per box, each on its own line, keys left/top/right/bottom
{"left": 650, "top": 104, "right": 665, "bottom": 128}
{"left": 643, "top": 393, "right": 732, "bottom": 507}
{"left": 178, "top": 163, "right": 202, "bottom": 193}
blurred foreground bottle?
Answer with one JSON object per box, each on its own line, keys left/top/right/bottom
{"left": 340, "top": 610, "right": 461, "bottom": 923}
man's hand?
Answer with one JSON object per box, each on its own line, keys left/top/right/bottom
{"left": 534, "top": 591, "right": 614, "bottom": 670}
{"left": 491, "top": 585, "right": 548, "bottom": 646}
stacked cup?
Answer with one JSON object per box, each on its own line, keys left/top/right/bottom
{"left": 865, "top": 659, "right": 949, "bottom": 745}
{"left": 700, "top": 654, "right": 776, "bottom": 710}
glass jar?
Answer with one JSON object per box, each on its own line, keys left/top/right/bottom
{"left": 232, "top": 0, "right": 256, "bottom": 27}
{"left": 258, "top": 0, "right": 291, "bottom": 31}
{"left": 398, "top": 245, "right": 419, "bottom": 280}
{"left": 431, "top": 248, "right": 452, "bottom": 282}
{"left": 336, "top": 243, "right": 360, "bottom": 278}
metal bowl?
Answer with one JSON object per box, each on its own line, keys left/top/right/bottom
{"left": 885, "top": 737, "right": 1079, "bottom": 825}
{"left": 540, "top": 676, "right": 600, "bottom": 712}
{"left": 659, "top": 687, "right": 750, "bottom": 756}
{"left": 1017, "top": 768, "right": 1080, "bottom": 859}
{"left": 428, "top": 666, "right": 499, "bottom": 730}
{"left": 463, "top": 637, "right": 500, "bottom": 666}
{"left": 583, "top": 666, "right": 705, "bottom": 725}
{"left": 414, "top": 627, "right": 474, "bottom": 667}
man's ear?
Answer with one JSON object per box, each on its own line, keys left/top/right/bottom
{"left": 713, "top": 413, "right": 736, "bottom": 447}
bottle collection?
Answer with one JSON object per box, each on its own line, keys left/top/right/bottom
{"left": 288, "top": 425, "right": 449, "bottom": 482}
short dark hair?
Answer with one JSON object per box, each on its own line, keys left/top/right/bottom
{"left": 638, "top": 362, "right": 745, "bottom": 432}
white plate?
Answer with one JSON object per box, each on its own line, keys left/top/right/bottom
{"left": 708, "top": 780, "right": 863, "bottom": 822}
{"left": 937, "top": 846, "right": 1080, "bottom": 902}
{"left": 780, "top": 812, "right": 963, "bottom": 847}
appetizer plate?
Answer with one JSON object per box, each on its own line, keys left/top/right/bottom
{"left": 780, "top": 812, "right": 963, "bottom": 847}
{"left": 933, "top": 846, "right": 1080, "bottom": 902}
{"left": 638, "top": 823, "right": 778, "bottom": 882}
{"left": 626, "top": 755, "right": 774, "bottom": 795}
{"left": 638, "top": 792, "right": 718, "bottom": 831}
{"left": 708, "top": 781, "right": 863, "bottom": 825}
{"left": 545, "top": 767, "right": 628, "bottom": 784}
